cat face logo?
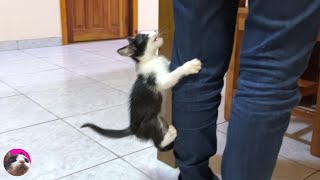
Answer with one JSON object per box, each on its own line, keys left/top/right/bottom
{"left": 3, "top": 150, "right": 31, "bottom": 176}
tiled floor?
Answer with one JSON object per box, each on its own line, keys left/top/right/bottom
{"left": 0, "top": 40, "right": 319, "bottom": 180}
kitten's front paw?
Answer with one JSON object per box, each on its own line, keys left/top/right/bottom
{"left": 183, "top": 58, "right": 202, "bottom": 75}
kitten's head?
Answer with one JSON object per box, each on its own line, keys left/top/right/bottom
{"left": 4, "top": 152, "right": 30, "bottom": 176}
{"left": 117, "top": 31, "right": 163, "bottom": 62}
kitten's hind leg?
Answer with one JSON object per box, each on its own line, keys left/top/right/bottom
{"left": 160, "top": 125, "right": 177, "bottom": 149}
{"left": 152, "top": 117, "right": 177, "bottom": 151}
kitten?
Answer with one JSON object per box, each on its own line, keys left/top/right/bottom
{"left": 81, "top": 31, "right": 202, "bottom": 151}
{"left": 4, "top": 152, "right": 30, "bottom": 176}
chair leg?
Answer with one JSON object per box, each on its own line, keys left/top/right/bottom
{"left": 311, "top": 74, "right": 320, "bottom": 157}
{"left": 311, "top": 116, "right": 320, "bottom": 157}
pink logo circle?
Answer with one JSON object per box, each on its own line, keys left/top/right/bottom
{"left": 3, "top": 149, "right": 31, "bottom": 176}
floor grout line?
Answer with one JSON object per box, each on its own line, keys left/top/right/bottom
{"left": 121, "top": 147, "right": 156, "bottom": 180}
{"left": 0, "top": 93, "right": 22, "bottom": 100}
{"left": 21, "top": 48, "right": 81, "bottom": 59}
{"left": 22, "top": 94, "right": 61, "bottom": 118}
{"left": 61, "top": 119, "right": 154, "bottom": 158}
{"left": 37, "top": 54, "right": 117, "bottom": 68}
{"left": 61, "top": 119, "right": 120, "bottom": 158}
{"left": 0, "top": 79, "right": 61, "bottom": 118}
{"left": 0, "top": 70, "right": 130, "bottom": 120}
{"left": 217, "top": 120, "right": 228, "bottom": 125}
{"left": 278, "top": 154, "right": 319, "bottom": 171}
{"left": 0, "top": 67, "right": 63, "bottom": 78}
{"left": 120, "top": 146, "right": 154, "bottom": 158}
{"left": 62, "top": 118, "right": 156, "bottom": 180}
{"left": 0, "top": 119, "right": 60, "bottom": 135}
{"left": 60, "top": 103, "right": 128, "bottom": 119}
{"left": 121, "top": 161, "right": 155, "bottom": 180}
{"left": 1, "top": 77, "right": 130, "bottom": 122}
{"left": 217, "top": 129, "right": 227, "bottom": 135}
{"left": 53, "top": 158, "right": 120, "bottom": 180}
{"left": 304, "top": 169, "right": 320, "bottom": 180}
{"left": 76, "top": 48, "right": 121, "bottom": 61}
{"left": 61, "top": 66, "right": 131, "bottom": 95}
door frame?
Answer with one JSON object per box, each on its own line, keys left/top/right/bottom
{"left": 60, "top": 0, "right": 138, "bottom": 45}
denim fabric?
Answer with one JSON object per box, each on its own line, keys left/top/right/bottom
{"left": 170, "top": 0, "right": 320, "bottom": 180}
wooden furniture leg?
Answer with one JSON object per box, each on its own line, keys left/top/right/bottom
{"left": 224, "top": 8, "right": 248, "bottom": 120}
{"left": 311, "top": 73, "right": 320, "bottom": 157}
{"left": 157, "top": 0, "right": 176, "bottom": 168}
{"left": 224, "top": 24, "right": 240, "bottom": 120}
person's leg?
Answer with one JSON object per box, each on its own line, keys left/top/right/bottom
{"left": 222, "top": 0, "right": 320, "bottom": 180}
{"left": 170, "top": 0, "right": 239, "bottom": 179}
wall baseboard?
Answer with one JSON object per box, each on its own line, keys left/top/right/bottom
{"left": 0, "top": 37, "right": 62, "bottom": 52}
{"left": 137, "top": 29, "right": 158, "bottom": 34}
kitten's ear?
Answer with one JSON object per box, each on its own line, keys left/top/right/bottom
{"left": 4, "top": 152, "right": 13, "bottom": 163}
{"left": 127, "top": 37, "right": 134, "bottom": 44}
{"left": 117, "top": 44, "right": 136, "bottom": 57}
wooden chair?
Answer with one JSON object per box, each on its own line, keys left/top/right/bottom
{"left": 224, "top": 7, "right": 248, "bottom": 120}
{"left": 291, "top": 43, "right": 320, "bottom": 157}
{"left": 224, "top": 7, "right": 320, "bottom": 157}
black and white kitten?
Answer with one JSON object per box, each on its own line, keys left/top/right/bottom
{"left": 81, "top": 31, "right": 202, "bottom": 151}
{"left": 4, "top": 152, "right": 30, "bottom": 176}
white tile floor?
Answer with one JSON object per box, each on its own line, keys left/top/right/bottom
{"left": 0, "top": 40, "right": 319, "bottom": 180}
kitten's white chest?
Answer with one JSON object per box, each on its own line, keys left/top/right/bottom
{"left": 138, "top": 56, "right": 170, "bottom": 75}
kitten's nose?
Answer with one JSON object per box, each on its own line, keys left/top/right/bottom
{"left": 19, "top": 160, "right": 25, "bottom": 164}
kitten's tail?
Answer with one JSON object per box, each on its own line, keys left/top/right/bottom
{"left": 81, "top": 123, "right": 132, "bottom": 138}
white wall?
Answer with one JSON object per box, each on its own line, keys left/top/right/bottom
{"left": 0, "top": 0, "right": 62, "bottom": 41}
{"left": 138, "top": 0, "right": 159, "bottom": 31}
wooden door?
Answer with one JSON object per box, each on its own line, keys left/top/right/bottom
{"left": 66, "top": 0, "right": 129, "bottom": 42}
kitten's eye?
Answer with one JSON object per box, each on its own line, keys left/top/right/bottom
{"left": 9, "top": 157, "right": 17, "bottom": 163}
{"left": 25, "top": 158, "right": 29, "bottom": 163}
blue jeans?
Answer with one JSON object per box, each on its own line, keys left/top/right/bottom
{"left": 170, "top": 0, "right": 320, "bottom": 180}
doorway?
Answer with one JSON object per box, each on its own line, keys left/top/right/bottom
{"left": 60, "top": 0, "right": 137, "bottom": 44}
